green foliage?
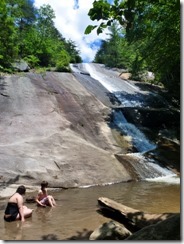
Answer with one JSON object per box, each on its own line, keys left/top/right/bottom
{"left": 84, "top": 25, "right": 97, "bottom": 34}
{"left": 0, "top": 0, "right": 18, "bottom": 68}
{"left": 65, "top": 39, "right": 82, "bottom": 63}
{"left": 88, "top": 0, "right": 110, "bottom": 21}
{"left": 0, "top": 0, "right": 82, "bottom": 72}
{"left": 86, "top": 0, "right": 180, "bottom": 104}
{"left": 24, "top": 55, "right": 39, "bottom": 68}
{"left": 124, "top": 0, "right": 180, "bottom": 100}
{"left": 94, "top": 22, "right": 136, "bottom": 70}
{"left": 55, "top": 50, "right": 70, "bottom": 72}
{"left": 85, "top": 0, "right": 126, "bottom": 35}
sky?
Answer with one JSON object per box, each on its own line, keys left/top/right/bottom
{"left": 34, "top": 0, "right": 112, "bottom": 62}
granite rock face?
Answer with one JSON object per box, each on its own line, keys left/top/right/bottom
{"left": 0, "top": 72, "right": 131, "bottom": 189}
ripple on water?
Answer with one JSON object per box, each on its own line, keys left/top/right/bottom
{"left": 0, "top": 181, "right": 180, "bottom": 240}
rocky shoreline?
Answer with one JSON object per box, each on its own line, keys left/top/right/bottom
{"left": 89, "top": 197, "right": 180, "bottom": 240}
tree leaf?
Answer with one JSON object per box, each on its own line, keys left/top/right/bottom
{"left": 84, "top": 25, "right": 97, "bottom": 34}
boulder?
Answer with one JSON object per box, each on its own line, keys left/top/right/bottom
{"left": 125, "top": 213, "right": 180, "bottom": 240}
{"left": 12, "top": 59, "right": 30, "bottom": 72}
{"left": 89, "top": 221, "right": 132, "bottom": 240}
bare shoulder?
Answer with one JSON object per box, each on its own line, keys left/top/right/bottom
{"left": 9, "top": 192, "right": 21, "bottom": 202}
{"left": 16, "top": 193, "right": 23, "bottom": 201}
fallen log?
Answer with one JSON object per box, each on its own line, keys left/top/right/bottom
{"left": 97, "top": 197, "right": 176, "bottom": 232}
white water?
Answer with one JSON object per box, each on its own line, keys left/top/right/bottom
{"left": 84, "top": 63, "right": 116, "bottom": 92}
{"left": 113, "top": 110, "right": 156, "bottom": 153}
{"left": 146, "top": 175, "right": 180, "bottom": 184}
{"left": 115, "top": 92, "right": 145, "bottom": 107}
{"left": 74, "top": 63, "right": 179, "bottom": 184}
{"left": 84, "top": 63, "right": 141, "bottom": 93}
{"left": 127, "top": 152, "right": 179, "bottom": 183}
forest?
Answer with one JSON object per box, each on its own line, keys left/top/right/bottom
{"left": 85, "top": 0, "right": 180, "bottom": 105}
{"left": 0, "top": 0, "right": 82, "bottom": 72}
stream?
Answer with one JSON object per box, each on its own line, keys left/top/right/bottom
{"left": 0, "top": 180, "right": 180, "bottom": 240}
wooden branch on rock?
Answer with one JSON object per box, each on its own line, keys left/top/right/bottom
{"left": 97, "top": 197, "right": 175, "bottom": 232}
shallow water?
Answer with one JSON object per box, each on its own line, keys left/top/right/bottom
{"left": 0, "top": 180, "right": 180, "bottom": 240}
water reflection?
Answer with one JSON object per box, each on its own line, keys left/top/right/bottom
{"left": 0, "top": 181, "right": 180, "bottom": 240}
{"left": 35, "top": 207, "right": 53, "bottom": 223}
{"left": 3, "top": 217, "right": 33, "bottom": 240}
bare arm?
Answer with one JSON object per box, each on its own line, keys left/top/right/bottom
{"left": 35, "top": 192, "right": 46, "bottom": 207}
{"left": 17, "top": 195, "right": 25, "bottom": 222}
{"left": 35, "top": 198, "right": 46, "bottom": 207}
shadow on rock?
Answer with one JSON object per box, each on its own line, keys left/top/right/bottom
{"left": 42, "top": 234, "right": 58, "bottom": 240}
{"left": 65, "top": 228, "right": 93, "bottom": 240}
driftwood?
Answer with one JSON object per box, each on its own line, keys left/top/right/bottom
{"left": 97, "top": 197, "right": 175, "bottom": 232}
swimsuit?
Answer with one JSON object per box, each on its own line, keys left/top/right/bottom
{"left": 40, "top": 197, "right": 49, "bottom": 205}
{"left": 4, "top": 202, "right": 19, "bottom": 222}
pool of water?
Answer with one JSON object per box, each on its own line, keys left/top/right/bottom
{"left": 0, "top": 180, "right": 180, "bottom": 240}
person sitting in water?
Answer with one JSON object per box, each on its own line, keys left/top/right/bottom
{"left": 35, "top": 181, "right": 56, "bottom": 207}
{"left": 4, "top": 185, "right": 33, "bottom": 222}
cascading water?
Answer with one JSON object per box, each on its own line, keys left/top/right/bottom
{"left": 126, "top": 152, "right": 179, "bottom": 182}
{"left": 83, "top": 63, "right": 179, "bottom": 183}
{"left": 112, "top": 110, "right": 179, "bottom": 182}
{"left": 113, "top": 110, "right": 156, "bottom": 153}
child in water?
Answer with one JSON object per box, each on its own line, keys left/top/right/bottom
{"left": 35, "top": 181, "right": 56, "bottom": 207}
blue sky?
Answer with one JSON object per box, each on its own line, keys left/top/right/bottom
{"left": 34, "top": 0, "right": 112, "bottom": 62}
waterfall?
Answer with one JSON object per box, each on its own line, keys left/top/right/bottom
{"left": 82, "top": 63, "right": 179, "bottom": 183}
{"left": 113, "top": 110, "right": 156, "bottom": 153}
{"left": 127, "top": 153, "right": 180, "bottom": 183}
{"left": 113, "top": 110, "right": 179, "bottom": 182}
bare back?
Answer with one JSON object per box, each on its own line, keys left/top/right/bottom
{"left": 9, "top": 193, "right": 24, "bottom": 209}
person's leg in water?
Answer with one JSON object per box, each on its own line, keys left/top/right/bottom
{"left": 47, "top": 195, "right": 56, "bottom": 207}
{"left": 16, "top": 206, "right": 33, "bottom": 220}
{"left": 51, "top": 196, "right": 56, "bottom": 206}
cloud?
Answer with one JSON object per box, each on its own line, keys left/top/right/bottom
{"left": 34, "top": 0, "right": 109, "bottom": 62}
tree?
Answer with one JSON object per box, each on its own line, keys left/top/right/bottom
{"left": 55, "top": 49, "right": 71, "bottom": 72}
{"left": 0, "top": 1, "right": 82, "bottom": 71}
{"left": 6, "top": 0, "right": 37, "bottom": 57}
{"left": 124, "top": 0, "right": 180, "bottom": 98}
{"left": 0, "top": 0, "right": 17, "bottom": 69}
{"left": 94, "top": 22, "right": 136, "bottom": 69}
{"left": 85, "top": 0, "right": 180, "bottom": 103}
{"left": 65, "top": 39, "right": 82, "bottom": 63}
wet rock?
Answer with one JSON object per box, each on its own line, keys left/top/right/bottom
{"left": 94, "top": 197, "right": 180, "bottom": 240}
{"left": 121, "top": 107, "right": 180, "bottom": 128}
{"left": 125, "top": 213, "right": 180, "bottom": 240}
{"left": 89, "top": 221, "right": 132, "bottom": 240}
{"left": 146, "top": 137, "right": 180, "bottom": 174}
{"left": 26, "top": 196, "right": 36, "bottom": 203}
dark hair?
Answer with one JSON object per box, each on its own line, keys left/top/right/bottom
{"left": 41, "top": 181, "right": 48, "bottom": 188}
{"left": 16, "top": 185, "right": 26, "bottom": 195}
